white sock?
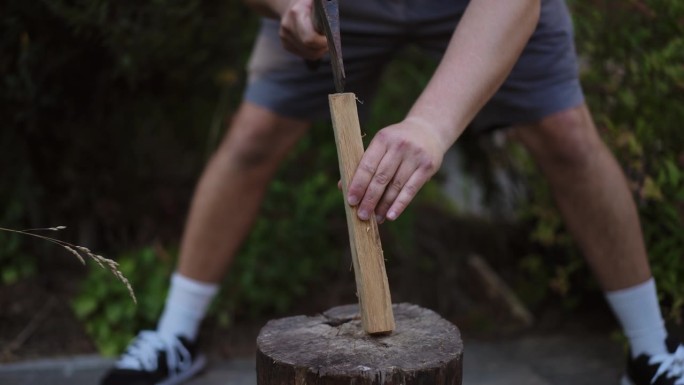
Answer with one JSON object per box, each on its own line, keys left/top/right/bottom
{"left": 157, "top": 273, "right": 219, "bottom": 341}
{"left": 605, "top": 278, "right": 668, "bottom": 358}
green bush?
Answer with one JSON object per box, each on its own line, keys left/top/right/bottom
{"left": 73, "top": 246, "right": 174, "bottom": 356}
{"left": 516, "top": 0, "right": 684, "bottom": 319}
{"left": 1, "top": 0, "right": 256, "bottom": 251}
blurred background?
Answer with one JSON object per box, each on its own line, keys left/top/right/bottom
{"left": 1, "top": 0, "right": 683, "bottom": 362}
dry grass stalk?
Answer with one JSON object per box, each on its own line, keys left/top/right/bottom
{"left": 0, "top": 226, "right": 137, "bottom": 304}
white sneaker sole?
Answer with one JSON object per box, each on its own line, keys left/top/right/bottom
{"left": 157, "top": 354, "right": 207, "bottom": 385}
{"left": 620, "top": 374, "right": 635, "bottom": 385}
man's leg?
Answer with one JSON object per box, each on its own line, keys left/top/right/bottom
{"left": 177, "top": 102, "right": 309, "bottom": 282}
{"left": 153, "top": 102, "right": 310, "bottom": 342}
{"left": 511, "top": 104, "right": 650, "bottom": 291}
{"left": 465, "top": 0, "right": 683, "bottom": 381}
{"left": 100, "top": 102, "right": 310, "bottom": 385}
{"left": 510, "top": 104, "right": 669, "bottom": 361}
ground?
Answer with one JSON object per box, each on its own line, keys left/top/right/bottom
{"left": 0, "top": 204, "right": 621, "bottom": 363}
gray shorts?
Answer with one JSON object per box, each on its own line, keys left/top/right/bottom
{"left": 244, "top": 0, "right": 584, "bottom": 131}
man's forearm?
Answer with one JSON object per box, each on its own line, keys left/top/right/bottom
{"left": 408, "top": 0, "right": 541, "bottom": 149}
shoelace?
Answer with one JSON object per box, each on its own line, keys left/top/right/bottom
{"left": 649, "top": 344, "right": 684, "bottom": 384}
{"left": 115, "top": 331, "right": 193, "bottom": 374}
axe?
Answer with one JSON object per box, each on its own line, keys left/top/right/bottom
{"left": 311, "top": 0, "right": 395, "bottom": 334}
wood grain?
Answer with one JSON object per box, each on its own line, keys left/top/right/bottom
{"left": 257, "top": 303, "right": 463, "bottom": 385}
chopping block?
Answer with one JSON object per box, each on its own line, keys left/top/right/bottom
{"left": 256, "top": 303, "right": 463, "bottom": 385}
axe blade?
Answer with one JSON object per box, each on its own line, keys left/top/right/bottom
{"left": 313, "top": 0, "right": 345, "bottom": 93}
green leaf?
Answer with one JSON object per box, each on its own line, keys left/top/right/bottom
{"left": 73, "top": 296, "right": 98, "bottom": 318}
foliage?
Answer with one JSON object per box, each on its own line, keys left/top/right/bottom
{"left": 1, "top": 0, "right": 256, "bottom": 251}
{"left": 0, "top": 114, "right": 40, "bottom": 285}
{"left": 2, "top": 0, "right": 261, "bottom": 354}
{"left": 73, "top": 246, "right": 173, "bottom": 355}
{"left": 515, "top": 0, "right": 684, "bottom": 318}
{"left": 0, "top": 233, "right": 34, "bottom": 285}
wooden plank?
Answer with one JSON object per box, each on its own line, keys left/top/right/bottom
{"left": 328, "top": 92, "right": 395, "bottom": 334}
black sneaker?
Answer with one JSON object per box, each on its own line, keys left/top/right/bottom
{"left": 100, "top": 331, "right": 206, "bottom": 385}
{"left": 622, "top": 337, "right": 684, "bottom": 385}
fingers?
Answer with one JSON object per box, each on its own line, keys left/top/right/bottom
{"left": 279, "top": 0, "right": 328, "bottom": 60}
{"left": 374, "top": 161, "right": 419, "bottom": 222}
{"left": 384, "top": 171, "right": 429, "bottom": 221}
{"left": 346, "top": 138, "right": 388, "bottom": 213}
{"left": 349, "top": 148, "right": 430, "bottom": 222}
{"left": 347, "top": 132, "right": 414, "bottom": 222}
{"left": 346, "top": 126, "right": 442, "bottom": 223}
{"left": 355, "top": 149, "right": 403, "bottom": 221}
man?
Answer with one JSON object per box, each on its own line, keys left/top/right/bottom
{"left": 101, "top": 0, "right": 684, "bottom": 384}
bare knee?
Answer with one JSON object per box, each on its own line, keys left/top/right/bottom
{"left": 513, "top": 105, "right": 604, "bottom": 170}
{"left": 216, "top": 103, "right": 309, "bottom": 170}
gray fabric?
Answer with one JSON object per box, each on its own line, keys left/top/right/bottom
{"left": 243, "top": 0, "right": 584, "bottom": 131}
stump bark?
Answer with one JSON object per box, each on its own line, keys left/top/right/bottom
{"left": 256, "top": 303, "right": 463, "bottom": 385}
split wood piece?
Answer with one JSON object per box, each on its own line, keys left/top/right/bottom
{"left": 328, "top": 92, "right": 395, "bottom": 334}
{"left": 256, "top": 303, "right": 463, "bottom": 385}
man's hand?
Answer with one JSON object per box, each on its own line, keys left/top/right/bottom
{"left": 244, "top": 0, "right": 328, "bottom": 59}
{"left": 279, "top": 0, "right": 328, "bottom": 60}
{"left": 346, "top": 118, "right": 448, "bottom": 223}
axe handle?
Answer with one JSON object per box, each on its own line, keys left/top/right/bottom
{"left": 305, "top": 3, "right": 323, "bottom": 71}
{"left": 328, "top": 93, "right": 395, "bottom": 334}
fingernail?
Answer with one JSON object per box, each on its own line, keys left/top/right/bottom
{"left": 358, "top": 209, "right": 369, "bottom": 220}
{"left": 387, "top": 210, "right": 397, "bottom": 220}
{"left": 376, "top": 214, "right": 385, "bottom": 224}
{"left": 348, "top": 195, "right": 359, "bottom": 206}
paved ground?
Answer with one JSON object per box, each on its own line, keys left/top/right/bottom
{"left": 0, "top": 331, "right": 625, "bottom": 385}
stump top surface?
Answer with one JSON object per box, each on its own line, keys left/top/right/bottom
{"left": 257, "top": 303, "right": 462, "bottom": 375}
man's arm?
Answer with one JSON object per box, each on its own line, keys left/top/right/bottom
{"left": 346, "top": 0, "right": 541, "bottom": 222}
{"left": 243, "top": 0, "right": 327, "bottom": 60}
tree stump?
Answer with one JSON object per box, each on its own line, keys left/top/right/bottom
{"left": 256, "top": 303, "right": 463, "bottom": 385}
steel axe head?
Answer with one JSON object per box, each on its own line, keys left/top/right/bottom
{"left": 312, "top": 0, "right": 346, "bottom": 93}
